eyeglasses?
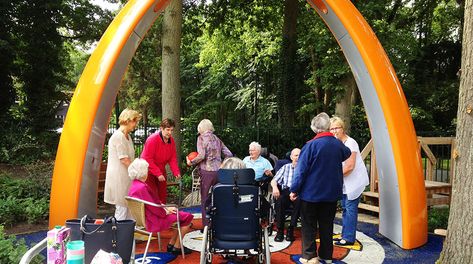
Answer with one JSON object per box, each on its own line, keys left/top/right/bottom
{"left": 330, "top": 127, "right": 342, "bottom": 131}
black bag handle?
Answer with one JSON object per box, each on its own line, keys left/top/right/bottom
{"left": 79, "top": 215, "right": 119, "bottom": 253}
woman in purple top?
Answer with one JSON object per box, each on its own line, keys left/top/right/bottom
{"left": 187, "top": 119, "right": 233, "bottom": 226}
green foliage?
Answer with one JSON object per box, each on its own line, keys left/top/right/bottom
{"left": 0, "top": 162, "right": 52, "bottom": 226}
{"left": 428, "top": 207, "right": 449, "bottom": 232}
{"left": 0, "top": 225, "right": 44, "bottom": 264}
{"left": 0, "top": 124, "right": 59, "bottom": 164}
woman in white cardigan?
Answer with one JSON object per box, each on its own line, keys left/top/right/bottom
{"left": 329, "top": 116, "right": 369, "bottom": 246}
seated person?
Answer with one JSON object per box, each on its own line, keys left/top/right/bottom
{"left": 243, "top": 142, "right": 273, "bottom": 182}
{"left": 221, "top": 157, "right": 247, "bottom": 169}
{"left": 270, "top": 148, "right": 301, "bottom": 242}
{"left": 128, "top": 158, "right": 194, "bottom": 255}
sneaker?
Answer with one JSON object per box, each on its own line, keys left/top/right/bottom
{"left": 299, "top": 257, "right": 319, "bottom": 264}
{"left": 274, "top": 232, "right": 284, "bottom": 242}
{"left": 334, "top": 239, "right": 355, "bottom": 246}
{"left": 171, "top": 246, "right": 193, "bottom": 255}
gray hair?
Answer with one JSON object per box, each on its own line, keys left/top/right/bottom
{"left": 221, "top": 157, "right": 246, "bottom": 169}
{"left": 128, "top": 158, "right": 149, "bottom": 180}
{"left": 197, "top": 119, "right": 215, "bottom": 134}
{"left": 310, "top": 112, "right": 330, "bottom": 133}
{"left": 249, "top": 141, "right": 262, "bottom": 152}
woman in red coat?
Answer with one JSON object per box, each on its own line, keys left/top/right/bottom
{"left": 128, "top": 158, "right": 193, "bottom": 255}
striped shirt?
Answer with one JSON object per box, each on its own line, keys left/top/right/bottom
{"left": 273, "top": 163, "right": 295, "bottom": 190}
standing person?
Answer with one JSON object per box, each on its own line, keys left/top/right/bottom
{"left": 270, "top": 148, "right": 301, "bottom": 242}
{"left": 290, "top": 113, "right": 351, "bottom": 264}
{"left": 330, "top": 116, "right": 369, "bottom": 246}
{"left": 186, "top": 119, "right": 233, "bottom": 226}
{"left": 104, "top": 108, "right": 141, "bottom": 220}
{"left": 141, "top": 118, "right": 181, "bottom": 203}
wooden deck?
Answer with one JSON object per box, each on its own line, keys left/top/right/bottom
{"left": 359, "top": 180, "right": 452, "bottom": 213}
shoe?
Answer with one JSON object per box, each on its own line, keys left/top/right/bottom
{"left": 332, "top": 237, "right": 342, "bottom": 242}
{"left": 334, "top": 239, "right": 355, "bottom": 246}
{"left": 167, "top": 244, "right": 174, "bottom": 252}
{"left": 171, "top": 246, "right": 193, "bottom": 255}
{"left": 274, "top": 231, "right": 284, "bottom": 242}
{"left": 299, "top": 257, "right": 319, "bottom": 264}
{"left": 286, "top": 227, "right": 295, "bottom": 241}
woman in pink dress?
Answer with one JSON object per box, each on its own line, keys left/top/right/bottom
{"left": 128, "top": 159, "right": 194, "bottom": 255}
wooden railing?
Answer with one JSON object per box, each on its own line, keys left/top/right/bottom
{"left": 360, "top": 137, "right": 455, "bottom": 212}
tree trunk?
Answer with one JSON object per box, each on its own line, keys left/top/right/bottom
{"left": 162, "top": 0, "right": 182, "bottom": 162}
{"left": 335, "top": 75, "right": 356, "bottom": 133}
{"left": 438, "top": 0, "right": 473, "bottom": 262}
{"left": 277, "top": 0, "right": 299, "bottom": 125}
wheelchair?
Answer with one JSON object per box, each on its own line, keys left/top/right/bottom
{"left": 200, "top": 168, "right": 271, "bottom": 264}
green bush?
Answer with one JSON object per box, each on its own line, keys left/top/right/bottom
{"left": 0, "top": 163, "right": 52, "bottom": 226}
{"left": 0, "top": 225, "right": 44, "bottom": 264}
{"left": 428, "top": 207, "right": 449, "bottom": 232}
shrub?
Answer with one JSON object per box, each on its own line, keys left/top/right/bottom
{"left": 428, "top": 207, "right": 449, "bottom": 232}
{"left": 0, "top": 163, "right": 52, "bottom": 226}
{"left": 0, "top": 225, "right": 44, "bottom": 264}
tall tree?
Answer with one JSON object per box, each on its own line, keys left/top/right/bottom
{"left": 162, "top": 0, "right": 183, "bottom": 158}
{"left": 278, "top": 0, "right": 299, "bottom": 125}
{"left": 438, "top": 0, "right": 473, "bottom": 262}
{"left": 0, "top": 1, "right": 16, "bottom": 122}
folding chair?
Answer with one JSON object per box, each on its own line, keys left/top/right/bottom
{"left": 125, "top": 196, "right": 185, "bottom": 262}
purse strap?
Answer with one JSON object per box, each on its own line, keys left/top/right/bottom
{"left": 79, "top": 215, "right": 119, "bottom": 253}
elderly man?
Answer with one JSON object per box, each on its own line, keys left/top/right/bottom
{"left": 243, "top": 141, "right": 273, "bottom": 182}
{"left": 290, "top": 113, "right": 351, "bottom": 264}
{"left": 271, "top": 148, "right": 301, "bottom": 242}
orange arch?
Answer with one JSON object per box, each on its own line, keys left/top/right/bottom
{"left": 49, "top": 0, "right": 426, "bottom": 249}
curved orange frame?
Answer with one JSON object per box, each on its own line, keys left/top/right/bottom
{"left": 49, "top": 0, "right": 427, "bottom": 249}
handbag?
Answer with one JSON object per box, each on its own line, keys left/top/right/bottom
{"left": 66, "top": 215, "right": 135, "bottom": 264}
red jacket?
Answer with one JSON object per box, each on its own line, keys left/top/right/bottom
{"left": 141, "top": 131, "right": 180, "bottom": 177}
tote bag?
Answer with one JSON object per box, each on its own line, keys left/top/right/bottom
{"left": 66, "top": 215, "right": 135, "bottom": 264}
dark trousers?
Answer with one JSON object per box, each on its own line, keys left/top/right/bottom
{"left": 275, "top": 187, "right": 301, "bottom": 231}
{"left": 300, "top": 200, "right": 337, "bottom": 260}
{"left": 200, "top": 169, "right": 218, "bottom": 226}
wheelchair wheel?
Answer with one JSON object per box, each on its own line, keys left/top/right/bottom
{"left": 200, "top": 226, "right": 212, "bottom": 264}
{"left": 259, "top": 226, "right": 271, "bottom": 264}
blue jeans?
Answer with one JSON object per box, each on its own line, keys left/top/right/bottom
{"left": 341, "top": 194, "right": 360, "bottom": 242}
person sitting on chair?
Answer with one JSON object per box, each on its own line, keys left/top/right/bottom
{"left": 270, "top": 148, "right": 301, "bottom": 242}
{"left": 128, "top": 158, "right": 194, "bottom": 255}
{"left": 243, "top": 142, "right": 273, "bottom": 182}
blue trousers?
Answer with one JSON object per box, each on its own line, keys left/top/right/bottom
{"left": 341, "top": 194, "right": 361, "bottom": 243}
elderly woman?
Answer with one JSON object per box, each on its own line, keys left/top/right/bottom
{"left": 243, "top": 142, "right": 273, "bottom": 182}
{"left": 330, "top": 117, "right": 369, "bottom": 246}
{"left": 186, "top": 119, "right": 233, "bottom": 227}
{"left": 104, "top": 108, "right": 141, "bottom": 220}
{"left": 128, "top": 158, "right": 194, "bottom": 255}
{"left": 290, "top": 113, "right": 351, "bottom": 264}
{"left": 221, "top": 157, "right": 246, "bottom": 169}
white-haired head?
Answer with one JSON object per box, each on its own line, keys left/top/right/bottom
{"left": 197, "top": 119, "right": 215, "bottom": 134}
{"left": 128, "top": 158, "right": 149, "bottom": 181}
{"left": 310, "top": 112, "right": 330, "bottom": 134}
{"left": 220, "top": 157, "right": 246, "bottom": 169}
{"left": 248, "top": 141, "right": 262, "bottom": 159}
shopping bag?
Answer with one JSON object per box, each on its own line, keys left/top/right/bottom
{"left": 66, "top": 215, "right": 135, "bottom": 264}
